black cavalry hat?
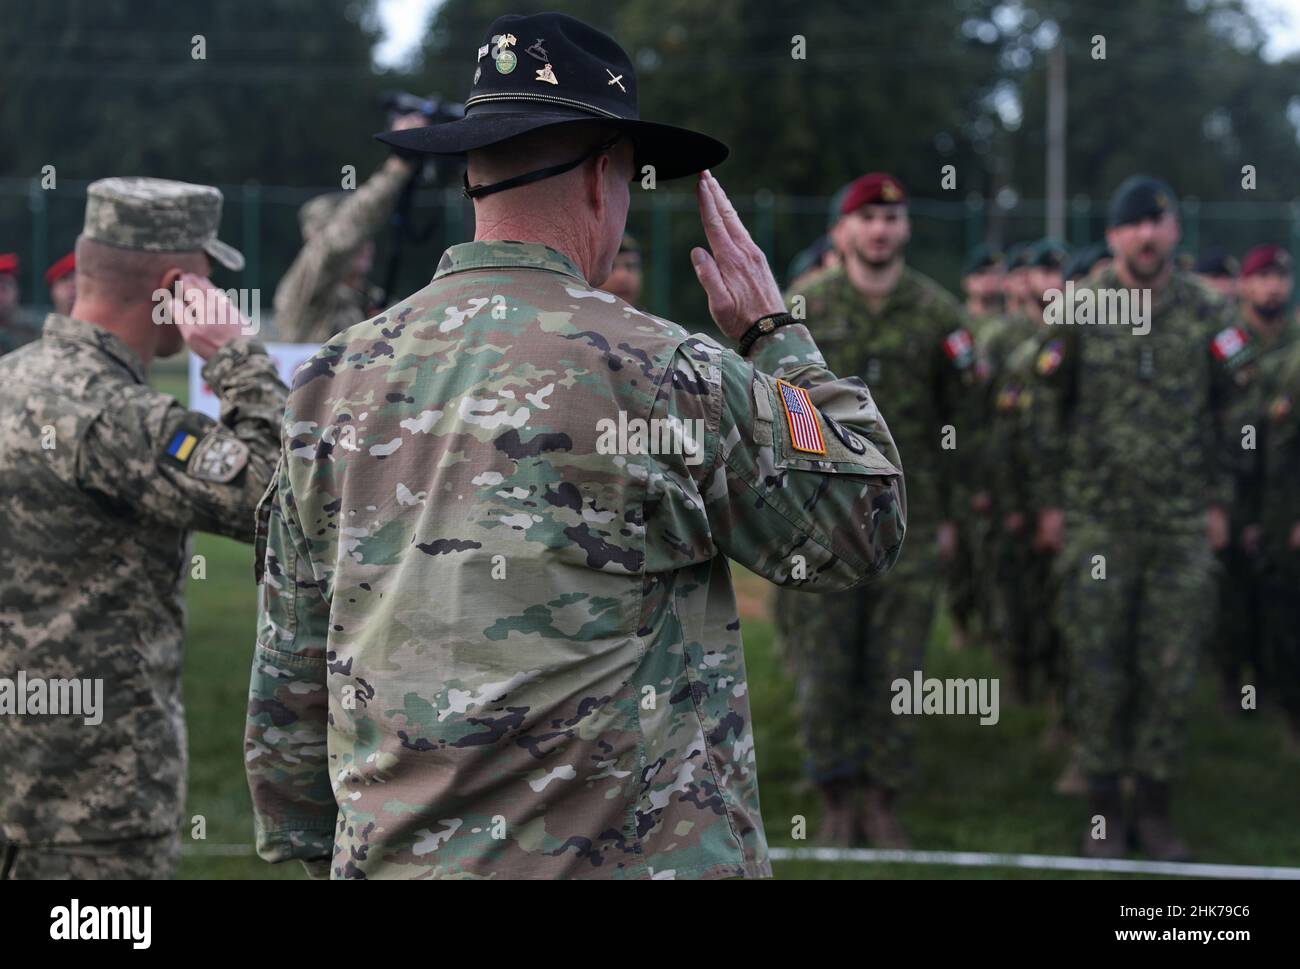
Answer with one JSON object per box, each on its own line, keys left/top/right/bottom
{"left": 376, "top": 12, "right": 728, "bottom": 189}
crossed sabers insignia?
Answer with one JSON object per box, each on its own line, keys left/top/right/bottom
{"left": 606, "top": 69, "right": 625, "bottom": 92}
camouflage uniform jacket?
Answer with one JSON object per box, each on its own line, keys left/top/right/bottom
{"left": 0, "top": 315, "right": 286, "bottom": 844}
{"left": 1059, "top": 268, "right": 1237, "bottom": 529}
{"left": 791, "top": 264, "right": 976, "bottom": 540}
{"left": 1254, "top": 321, "right": 1300, "bottom": 558}
{"left": 246, "top": 240, "right": 906, "bottom": 880}
{"left": 1216, "top": 317, "right": 1299, "bottom": 532}
{"left": 989, "top": 324, "right": 1072, "bottom": 516}
{"left": 273, "top": 162, "right": 410, "bottom": 343}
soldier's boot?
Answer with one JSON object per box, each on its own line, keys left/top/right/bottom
{"left": 1054, "top": 746, "right": 1088, "bottom": 796}
{"left": 814, "top": 780, "right": 858, "bottom": 847}
{"left": 1131, "top": 776, "right": 1191, "bottom": 863}
{"left": 860, "top": 784, "right": 910, "bottom": 850}
{"left": 1081, "top": 774, "right": 1127, "bottom": 859}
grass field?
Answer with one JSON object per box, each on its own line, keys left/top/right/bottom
{"left": 159, "top": 368, "right": 1300, "bottom": 879}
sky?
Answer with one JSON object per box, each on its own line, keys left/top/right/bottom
{"left": 372, "top": 0, "right": 1300, "bottom": 68}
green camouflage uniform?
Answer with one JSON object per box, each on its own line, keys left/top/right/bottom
{"left": 273, "top": 161, "right": 411, "bottom": 343}
{"left": 1207, "top": 318, "right": 1298, "bottom": 695}
{"left": 1255, "top": 327, "right": 1300, "bottom": 725}
{"left": 772, "top": 265, "right": 975, "bottom": 789}
{"left": 950, "top": 307, "right": 1005, "bottom": 643}
{"left": 974, "top": 311, "right": 1038, "bottom": 676}
{"left": 989, "top": 325, "right": 1070, "bottom": 699}
{"left": 0, "top": 177, "right": 285, "bottom": 880}
{"left": 244, "top": 240, "right": 906, "bottom": 880}
{"left": 1057, "top": 268, "right": 1236, "bottom": 781}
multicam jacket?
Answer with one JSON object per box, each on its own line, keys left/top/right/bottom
{"left": 245, "top": 240, "right": 907, "bottom": 879}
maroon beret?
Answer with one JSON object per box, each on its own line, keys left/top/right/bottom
{"left": 1241, "top": 244, "right": 1292, "bottom": 278}
{"left": 840, "top": 172, "right": 908, "bottom": 215}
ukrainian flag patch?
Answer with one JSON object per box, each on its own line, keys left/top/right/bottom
{"left": 167, "top": 431, "right": 199, "bottom": 462}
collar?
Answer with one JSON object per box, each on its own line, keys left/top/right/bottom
{"left": 42, "top": 313, "right": 149, "bottom": 385}
{"left": 433, "top": 240, "right": 586, "bottom": 283}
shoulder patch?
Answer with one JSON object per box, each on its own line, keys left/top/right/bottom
{"left": 776, "top": 379, "right": 827, "bottom": 455}
{"left": 188, "top": 432, "right": 251, "bottom": 483}
{"left": 1212, "top": 326, "right": 1250, "bottom": 362}
{"left": 1036, "top": 339, "right": 1064, "bottom": 376}
{"left": 159, "top": 413, "right": 215, "bottom": 471}
{"left": 943, "top": 328, "right": 975, "bottom": 369}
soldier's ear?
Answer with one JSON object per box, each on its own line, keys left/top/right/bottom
{"left": 159, "top": 267, "right": 185, "bottom": 294}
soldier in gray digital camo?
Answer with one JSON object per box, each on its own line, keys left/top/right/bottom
{"left": 0, "top": 177, "right": 287, "bottom": 879}
{"left": 244, "top": 11, "right": 907, "bottom": 880}
{"left": 272, "top": 113, "right": 425, "bottom": 343}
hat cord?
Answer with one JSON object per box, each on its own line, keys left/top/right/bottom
{"left": 463, "top": 135, "right": 621, "bottom": 200}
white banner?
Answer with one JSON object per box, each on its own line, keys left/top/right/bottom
{"left": 187, "top": 342, "right": 322, "bottom": 417}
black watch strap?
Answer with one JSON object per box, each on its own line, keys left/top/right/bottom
{"left": 738, "top": 312, "right": 796, "bottom": 356}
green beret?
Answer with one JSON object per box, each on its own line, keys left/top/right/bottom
{"left": 1027, "top": 238, "right": 1070, "bottom": 271}
{"left": 1108, "top": 175, "right": 1178, "bottom": 228}
{"left": 963, "top": 242, "right": 1003, "bottom": 276}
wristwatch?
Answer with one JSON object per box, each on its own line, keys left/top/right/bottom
{"left": 738, "top": 312, "right": 796, "bottom": 357}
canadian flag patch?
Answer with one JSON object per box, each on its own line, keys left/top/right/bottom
{"left": 1211, "top": 326, "right": 1249, "bottom": 361}
{"left": 943, "top": 328, "right": 975, "bottom": 368}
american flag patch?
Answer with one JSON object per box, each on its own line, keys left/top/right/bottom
{"left": 1212, "top": 326, "right": 1249, "bottom": 361}
{"left": 777, "top": 380, "right": 827, "bottom": 454}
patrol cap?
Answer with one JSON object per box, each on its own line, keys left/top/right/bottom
{"left": 45, "top": 252, "right": 75, "bottom": 285}
{"left": 1193, "top": 247, "right": 1239, "bottom": 277}
{"left": 1107, "top": 175, "right": 1178, "bottom": 228}
{"left": 0, "top": 253, "right": 17, "bottom": 276}
{"left": 299, "top": 192, "right": 348, "bottom": 241}
{"left": 840, "top": 172, "right": 907, "bottom": 215}
{"left": 1063, "top": 241, "right": 1110, "bottom": 281}
{"left": 963, "top": 242, "right": 1003, "bottom": 276}
{"left": 1241, "top": 244, "right": 1292, "bottom": 278}
{"left": 378, "top": 13, "right": 727, "bottom": 184}
{"left": 1027, "top": 238, "right": 1069, "bottom": 271}
{"left": 83, "top": 177, "right": 244, "bottom": 272}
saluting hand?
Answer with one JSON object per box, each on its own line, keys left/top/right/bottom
{"left": 174, "top": 273, "right": 251, "bottom": 361}
{"left": 690, "top": 171, "right": 785, "bottom": 341}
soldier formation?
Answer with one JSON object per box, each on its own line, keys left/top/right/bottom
{"left": 0, "top": 10, "right": 1296, "bottom": 880}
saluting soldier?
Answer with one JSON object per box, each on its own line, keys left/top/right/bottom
{"left": 0, "top": 178, "right": 287, "bottom": 879}
{"left": 244, "top": 12, "right": 906, "bottom": 880}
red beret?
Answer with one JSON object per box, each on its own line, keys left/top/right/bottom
{"left": 1241, "top": 244, "right": 1291, "bottom": 278}
{"left": 44, "top": 252, "right": 76, "bottom": 286}
{"left": 0, "top": 252, "right": 18, "bottom": 276}
{"left": 840, "top": 172, "right": 908, "bottom": 215}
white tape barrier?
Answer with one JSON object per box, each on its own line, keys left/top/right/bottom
{"left": 768, "top": 846, "right": 1300, "bottom": 879}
